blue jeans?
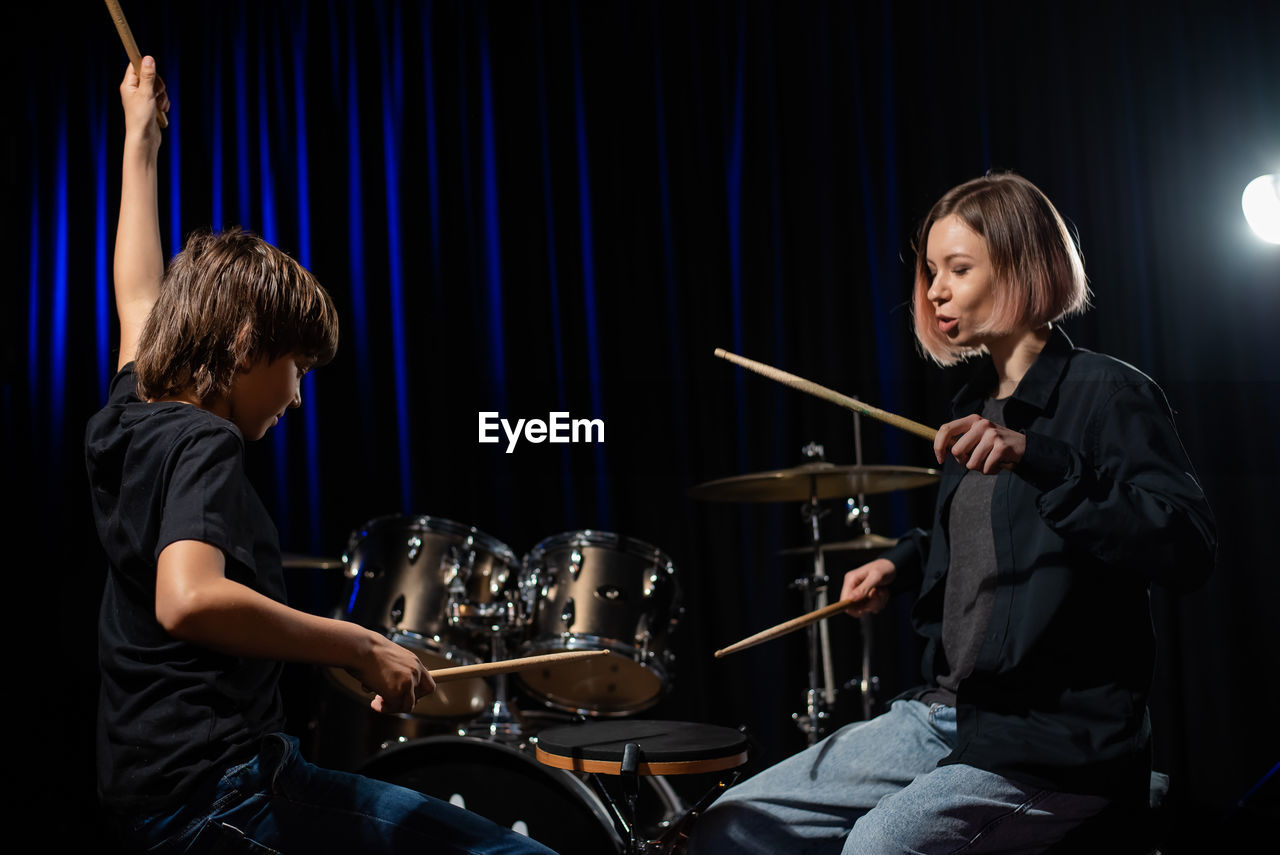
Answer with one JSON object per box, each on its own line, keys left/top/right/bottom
{"left": 114, "top": 733, "right": 558, "bottom": 854}
{"left": 686, "top": 700, "right": 1108, "bottom": 855}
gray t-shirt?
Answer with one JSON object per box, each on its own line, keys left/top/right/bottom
{"left": 920, "top": 396, "right": 1007, "bottom": 707}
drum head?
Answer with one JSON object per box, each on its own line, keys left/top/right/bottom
{"left": 326, "top": 633, "right": 492, "bottom": 719}
{"left": 520, "top": 638, "right": 665, "bottom": 714}
{"left": 519, "top": 530, "right": 679, "bottom": 715}
{"left": 527, "top": 530, "right": 676, "bottom": 566}
{"left": 358, "top": 737, "right": 622, "bottom": 855}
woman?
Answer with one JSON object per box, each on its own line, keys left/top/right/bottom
{"left": 687, "top": 173, "right": 1216, "bottom": 854}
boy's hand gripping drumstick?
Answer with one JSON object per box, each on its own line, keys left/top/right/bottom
{"left": 104, "top": 0, "right": 169, "bottom": 129}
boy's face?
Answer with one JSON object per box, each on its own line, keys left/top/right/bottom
{"left": 226, "top": 354, "right": 306, "bottom": 440}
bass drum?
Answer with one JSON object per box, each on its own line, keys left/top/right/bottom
{"left": 357, "top": 736, "right": 682, "bottom": 855}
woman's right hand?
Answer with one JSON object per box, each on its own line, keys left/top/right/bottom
{"left": 841, "top": 558, "right": 895, "bottom": 617}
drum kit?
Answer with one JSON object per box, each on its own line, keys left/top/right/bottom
{"left": 296, "top": 448, "right": 934, "bottom": 853}
{"left": 303, "top": 517, "right": 717, "bottom": 855}
{"left": 290, "top": 354, "right": 941, "bottom": 854}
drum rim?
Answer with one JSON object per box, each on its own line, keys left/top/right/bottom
{"left": 524, "top": 529, "right": 677, "bottom": 571}
{"left": 389, "top": 629, "right": 486, "bottom": 665}
{"left": 345, "top": 514, "right": 519, "bottom": 565}
{"left": 521, "top": 634, "right": 668, "bottom": 677}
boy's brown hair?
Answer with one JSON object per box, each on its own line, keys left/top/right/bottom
{"left": 135, "top": 228, "right": 339, "bottom": 401}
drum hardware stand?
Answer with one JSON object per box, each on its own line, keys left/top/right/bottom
{"left": 790, "top": 442, "right": 835, "bottom": 744}
{"left": 656, "top": 771, "right": 742, "bottom": 855}
{"left": 847, "top": 410, "right": 880, "bottom": 721}
{"left": 450, "top": 579, "right": 525, "bottom": 743}
{"left": 580, "top": 744, "right": 742, "bottom": 855}
{"left": 461, "top": 629, "right": 524, "bottom": 742}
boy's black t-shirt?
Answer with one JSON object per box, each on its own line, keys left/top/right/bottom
{"left": 85, "top": 364, "right": 287, "bottom": 811}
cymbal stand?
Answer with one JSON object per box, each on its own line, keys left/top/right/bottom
{"left": 461, "top": 628, "right": 524, "bottom": 742}
{"left": 582, "top": 755, "right": 742, "bottom": 855}
{"left": 449, "top": 579, "right": 524, "bottom": 743}
{"left": 846, "top": 410, "right": 879, "bottom": 720}
{"left": 791, "top": 443, "right": 833, "bottom": 744}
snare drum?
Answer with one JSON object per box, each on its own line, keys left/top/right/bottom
{"left": 357, "top": 736, "right": 681, "bottom": 855}
{"left": 519, "top": 531, "right": 681, "bottom": 715}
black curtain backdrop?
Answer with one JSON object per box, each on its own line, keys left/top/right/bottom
{"left": 10, "top": 0, "right": 1278, "bottom": 848}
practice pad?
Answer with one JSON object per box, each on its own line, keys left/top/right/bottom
{"left": 535, "top": 720, "right": 749, "bottom": 776}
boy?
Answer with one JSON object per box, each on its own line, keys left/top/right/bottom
{"left": 87, "top": 56, "right": 555, "bottom": 855}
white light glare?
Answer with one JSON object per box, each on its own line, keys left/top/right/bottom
{"left": 1242, "top": 174, "right": 1280, "bottom": 244}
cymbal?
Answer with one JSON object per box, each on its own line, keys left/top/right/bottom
{"left": 690, "top": 462, "right": 939, "bottom": 503}
{"left": 281, "top": 553, "right": 345, "bottom": 570}
{"left": 778, "top": 533, "right": 899, "bottom": 556}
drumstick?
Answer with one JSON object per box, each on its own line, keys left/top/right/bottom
{"left": 714, "top": 595, "right": 875, "bottom": 658}
{"left": 103, "top": 0, "right": 169, "bottom": 129}
{"left": 430, "top": 649, "right": 610, "bottom": 684}
{"left": 714, "top": 349, "right": 936, "bottom": 442}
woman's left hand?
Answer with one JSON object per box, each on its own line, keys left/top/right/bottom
{"left": 935, "top": 414, "right": 1026, "bottom": 474}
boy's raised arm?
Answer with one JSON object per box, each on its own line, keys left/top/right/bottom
{"left": 114, "top": 56, "right": 170, "bottom": 371}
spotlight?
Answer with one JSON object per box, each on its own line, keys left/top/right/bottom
{"left": 1242, "top": 174, "right": 1280, "bottom": 244}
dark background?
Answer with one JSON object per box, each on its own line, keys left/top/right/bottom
{"left": 9, "top": 0, "right": 1277, "bottom": 849}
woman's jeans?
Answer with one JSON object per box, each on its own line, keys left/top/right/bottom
{"left": 685, "top": 700, "right": 1108, "bottom": 855}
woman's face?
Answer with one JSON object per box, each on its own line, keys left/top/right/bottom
{"left": 924, "top": 214, "right": 998, "bottom": 349}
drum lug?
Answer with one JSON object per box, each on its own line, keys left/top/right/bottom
{"left": 561, "top": 597, "right": 576, "bottom": 627}
{"left": 637, "top": 621, "right": 653, "bottom": 660}
{"left": 406, "top": 535, "right": 422, "bottom": 562}
{"left": 570, "top": 549, "right": 583, "bottom": 581}
{"left": 442, "top": 545, "right": 464, "bottom": 583}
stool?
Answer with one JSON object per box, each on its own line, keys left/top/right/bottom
{"left": 535, "top": 720, "right": 750, "bottom": 854}
{"left": 1043, "top": 771, "right": 1169, "bottom": 855}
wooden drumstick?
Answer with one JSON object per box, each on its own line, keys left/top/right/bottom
{"left": 103, "top": 0, "right": 169, "bottom": 129}
{"left": 430, "top": 649, "right": 610, "bottom": 684}
{"left": 714, "top": 595, "right": 876, "bottom": 658}
{"left": 714, "top": 348, "right": 936, "bottom": 442}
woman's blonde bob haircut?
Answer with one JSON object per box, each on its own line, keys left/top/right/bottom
{"left": 135, "top": 228, "right": 339, "bottom": 402}
{"left": 912, "top": 173, "right": 1090, "bottom": 366}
